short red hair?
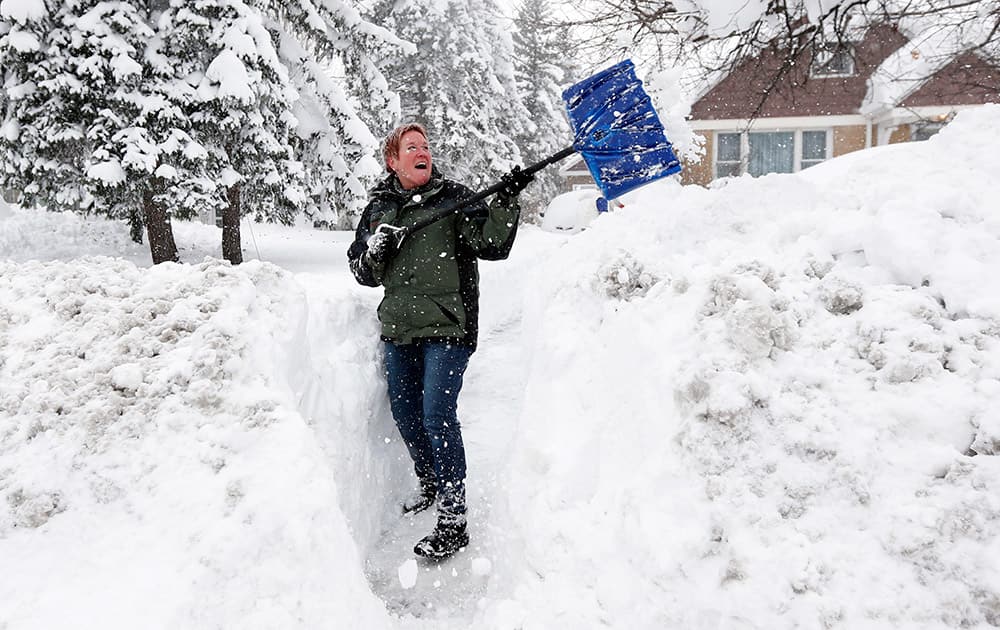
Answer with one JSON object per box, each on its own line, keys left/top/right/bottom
{"left": 382, "top": 123, "right": 428, "bottom": 173}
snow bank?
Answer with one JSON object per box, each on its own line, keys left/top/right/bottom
{"left": 0, "top": 257, "right": 399, "bottom": 628}
{"left": 487, "top": 105, "right": 1000, "bottom": 628}
{"left": 0, "top": 207, "right": 148, "bottom": 263}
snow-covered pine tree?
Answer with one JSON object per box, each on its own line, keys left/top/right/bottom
{"left": 264, "top": 0, "right": 414, "bottom": 228}
{"left": 3, "top": 0, "right": 413, "bottom": 256}
{"left": 369, "top": 0, "right": 528, "bottom": 189}
{"left": 169, "top": 0, "right": 305, "bottom": 264}
{"left": 512, "top": 0, "right": 577, "bottom": 220}
{"left": 84, "top": 0, "right": 221, "bottom": 264}
{"left": 0, "top": 1, "right": 69, "bottom": 211}
{"left": 58, "top": 0, "right": 155, "bottom": 242}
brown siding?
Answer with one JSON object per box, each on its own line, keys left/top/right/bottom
{"left": 691, "top": 25, "right": 908, "bottom": 120}
{"left": 565, "top": 174, "right": 595, "bottom": 189}
{"left": 833, "top": 125, "right": 868, "bottom": 157}
{"left": 901, "top": 52, "right": 1000, "bottom": 107}
{"left": 682, "top": 132, "right": 714, "bottom": 187}
{"left": 888, "top": 126, "right": 911, "bottom": 143}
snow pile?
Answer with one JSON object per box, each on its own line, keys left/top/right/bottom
{"left": 489, "top": 105, "right": 1000, "bottom": 628}
{"left": 0, "top": 208, "right": 148, "bottom": 263}
{"left": 0, "top": 257, "right": 394, "bottom": 628}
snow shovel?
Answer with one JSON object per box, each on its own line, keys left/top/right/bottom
{"left": 377, "top": 59, "right": 681, "bottom": 246}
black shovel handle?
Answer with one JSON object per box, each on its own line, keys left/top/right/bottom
{"left": 380, "top": 145, "right": 577, "bottom": 247}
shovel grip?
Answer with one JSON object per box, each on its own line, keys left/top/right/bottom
{"left": 376, "top": 222, "right": 408, "bottom": 249}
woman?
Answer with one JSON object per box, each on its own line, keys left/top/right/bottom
{"left": 347, "top": 122, "right": 533, "bottom": 558}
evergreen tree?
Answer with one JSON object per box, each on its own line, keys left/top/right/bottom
{"left": 512, "top": 0, "right": 577, "bottom": 220}
{"left": 369, "top": 0, "right": 529, "bottom": 189}
{"left": 2, "top": 0, "right": 413, "bottom": 258}
{"left": 266, "top": 0, "right": 414, "bottom": 228}
{"left": 0, "top": 1, "right": 72, "bottom": 211}
{"left": 166, "top": 0, "right": 306, "bottom": 264}
{"left": 85, "top": 0, "right": 216, "bottom": 263}
{"left": 66, "top": 0, "right": 161, "bottom": 244}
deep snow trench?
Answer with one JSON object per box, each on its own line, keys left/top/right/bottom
{"left": 291, "top": 268, "right": 531, "bottom": 623}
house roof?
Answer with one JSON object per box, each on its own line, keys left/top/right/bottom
{"left": 688, "top": 22, "right": 997, "bottom": 123}
{"left": 558, "top": 154, "right": 589, "bottom": 175}
{"left": 861, "top": 26, "right": 967, "bottom": 115}
{"left": 688, "top": 24, "right": 907, "bottom": 121}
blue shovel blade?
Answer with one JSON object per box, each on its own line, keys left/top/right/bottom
{"left": 563, "top": 59, "right": 682, "bottom": 200}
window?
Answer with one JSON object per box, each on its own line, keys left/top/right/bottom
{"left": 748, "top": 132, "right": 794, "bottom": 176}
{"left": 715, "top": 133, "right": 742, "bottom": 178}
{"left": 800, "top": 130, "right": 828, "bottom": 169}
{"left": 714, "top": 129, "right": 829, "bottom": 179}
{"left": 812, "top": 44, "right": 855, "bottom": 77}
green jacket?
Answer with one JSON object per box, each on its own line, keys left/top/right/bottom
{"left": 348, "top": 170, "right": 520, "bottom": 347}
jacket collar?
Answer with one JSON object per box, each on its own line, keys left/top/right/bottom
{"left": 372, "top": 166, "right": 446, "bottom": 204}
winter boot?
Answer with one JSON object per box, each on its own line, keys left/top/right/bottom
{"left": 413, "top": 519, "right": 469, "bottom": 559}
{"left": 402, "top": 477, "right": 436, "bottom": 515}
{"left": 414, "top": 481, "right": 467, "bottom": 558}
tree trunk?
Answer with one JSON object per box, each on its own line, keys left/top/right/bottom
{"left": 128, "top": 206, "right": 144, "bottom": 244}
{"left": 142, "top": 187, "right": 179, "bottom": 264}
{"left": 222, "top": 184, "right": 243, "bottom": 265}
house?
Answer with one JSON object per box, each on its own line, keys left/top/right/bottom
{"left": 557, "top": 153, "right": 598, "bottom": 191}
{"left": 682, "top": 23, "right": 999, "bottom": 186}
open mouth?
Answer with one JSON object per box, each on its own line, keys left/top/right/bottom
{"left": 415, "top": 161, "right": 428, "bottom": 170}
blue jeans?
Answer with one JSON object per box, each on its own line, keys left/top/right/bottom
{"left": 384, "top": 340, "right": 473, "bottom": 522}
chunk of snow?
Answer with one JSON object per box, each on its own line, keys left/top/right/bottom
{"left": 2, "top": 118, "right": 19, "bottom": 141}
{"left": 87, "top": 160, "right": 126, "bottom": 185}
{"left": 206, "top": 49, "right": 254, "bottom": 103}
{"left": 110, "top": 363, "right": 143, "bottom": 392}
{"left": 154, "top": 164, "right": 177, "bottom": 180}
{"left": 398, "top": 559, "right": 418, "bottom": 589}
{"left": 221, "top": 168, "right": 243, "bottom": 187}
{"left": 470, "top": 557, "right": 492, "bottom": 575}
{"left": 6, "top": 28, "right": 40, "bottom": 52}
{"left": 0, "top": 0, "right": 48, "bottom": 23}
{"left": 112, "top": 54, "right": 143, "bottom": 80}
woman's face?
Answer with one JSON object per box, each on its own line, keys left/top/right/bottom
{"left": 389, "top": 130, "right": 432, "bottom": 190}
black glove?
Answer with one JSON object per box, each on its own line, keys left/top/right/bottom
{"left": 499, "top": 166, "right": 534, "bottom": 198}
{"left": 365, "top": 231, "right": 393, "bottom": 264}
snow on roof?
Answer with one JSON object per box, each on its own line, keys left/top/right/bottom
{"left": 862, "top": 17, "right": 992, "bottom": 115}
{"left": 861, "top": 28, "right": 958, "bottom": 115}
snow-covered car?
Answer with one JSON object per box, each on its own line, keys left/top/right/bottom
{"left": 540, "top": 189, "right": 603, "bottom": 234}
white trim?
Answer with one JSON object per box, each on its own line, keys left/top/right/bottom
{"left": 810, "top": 70, "right": 855, "bottom": 79}
{"left": 692, "top": 114, "right": 869, "bottom": 131}
{"left": 798, "top": 128, "right": 832, "bottom": 170}
{"left": 713, "top": 131, "right": 743, "bottom": 178}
